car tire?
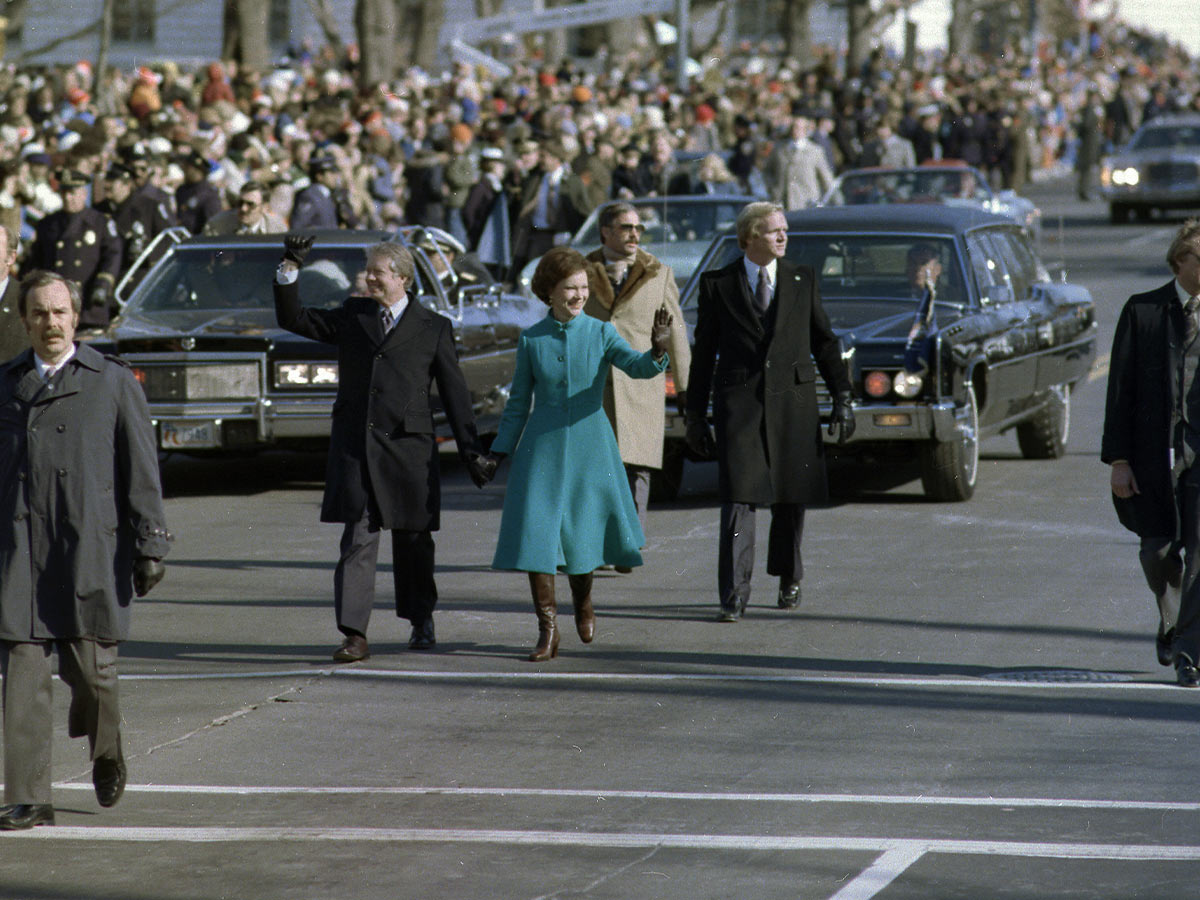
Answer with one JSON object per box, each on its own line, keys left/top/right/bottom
{"left": 1109, "top": 202, "right": 1130, "bottom": 224}
{"left": 1134, "top": 205, "right": 1152, "bottom": 222}
{"left": 1015, "top": 384, "right": 1070, "bottom": 459}
{"left": 919, "top": 384, "right": 979, "bottom": 502}
{"left": 649, "top": 439, "right": 687, "bottom": 502}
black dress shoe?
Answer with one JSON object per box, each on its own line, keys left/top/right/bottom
{"left": 1175, "top": 655, "right": 1200, "bottom": 688}
{"left": 93, "top": 749, "right": 127, "bottom": 808}
{"left": 1157, "top": 627, "right": 1176, "bottom": 667}
{"left": 0, "top": 803, "right": 55, "bottom": 830}
{"left": 409, "top": 619, "right": 436, "bottom": 650}
{"left": 717, "top": 606, "right": 740, "bottom": 623}
{"left": 778, "top": 581, "right": 801, "bottom": 609}
{"left": 332, "top": 634, "right": 369, "bottom": 663}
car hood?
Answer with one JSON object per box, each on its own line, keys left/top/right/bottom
{"left": 823, "top": 298, "right": 964, "bottom": 343}
{"left": 108, "top": 307, "right": 286, "bottom": 350}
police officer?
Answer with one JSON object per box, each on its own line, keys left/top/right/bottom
{"left": 28, "top": 170, "right": 122, "bottom": 330}
{"left": 94, "top": 164, "right": 140, "bottom": 275}
{"left": 174, "top": 150, "right": 222, "bottom": 235}
{"left": 121, "top": 142, "right": 178, "bottom": 248}
{"left": 291, "top": 155, "right": 357, "bottom": 230}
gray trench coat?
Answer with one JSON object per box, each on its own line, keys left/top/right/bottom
{"left": 0, "top": 343, "right": 171, "bottom": 641}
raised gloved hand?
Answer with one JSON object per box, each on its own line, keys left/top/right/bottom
{"left": 133, "top": 557, "right": 165, "bottom": 597}
{"left": 827, "top": 392, "right": 856, "bottom": 445}
{"left": 650, "top": 306, "right": 673, "bottom": 359}
{"left": 466, "top": 452, "right": 500, "bottom": 488}
{"left": 282, "top": 234, "right": 315, "bottom": 267}
{"left": 685, "top": 418, "right": 716, "bottom": 459}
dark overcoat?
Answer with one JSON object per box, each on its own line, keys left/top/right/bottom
{"left": 29, "top": 209, "right": 123, "bottom": 327}
{"left": 1101, "top": 280, "right": 1184, "bottom": 538}
{"left": 0, "top": 278, "right": 27, "bottom": 361}
{"left": 686, "top": 256, "right": 851, "bottom": 505}
{"left": 291, "top": 185, "right": 339, "bottom": 230}
{"left": 274, "top": 280, "right": 482, "bottom": 531}
{"left": 0, "top": 343, "right": 171, "bottom": 641}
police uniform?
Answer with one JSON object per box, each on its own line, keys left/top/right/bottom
{"left": 29, "top": 174, "right": 122, "bottom": 330}
{"left": 175, "top": 152, "right": 223, "bottom": 235}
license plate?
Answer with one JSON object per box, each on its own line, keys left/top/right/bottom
{"left": 161, "top": 420, "right": 219, "bottom": 449}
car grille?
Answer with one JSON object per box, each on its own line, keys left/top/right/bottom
{"left": 131, "top": 363, "right": 259, "bottom": 401}
{"left": 1147, "top": 161, "right": 1200, "bottom": 185}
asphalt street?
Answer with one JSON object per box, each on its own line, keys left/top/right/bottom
{"left": 2, "top": 178, "right": 1199, "bottom": 899}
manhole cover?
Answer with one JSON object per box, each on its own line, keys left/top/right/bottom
{"left": 983, "top": 669, "right": 1134, "bottom": 683}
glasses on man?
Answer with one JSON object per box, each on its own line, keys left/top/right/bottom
{"left": 238, "top": 199, "right": 261, "bottom": 210}
{"left": 611, "top": 223, "right": 646, "bottom": 235}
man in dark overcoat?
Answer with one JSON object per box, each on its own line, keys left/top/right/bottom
{"left": 0, "top": 225, "right": 26, "bottom": 360}
{"left": 28, "top": 170, "right": 122, "bottom": 329}
{"left": 1102, "top": 218, "right": 1200, "bottom": 687}
{"left": 0, "top": 271, "right": 170, "bottom": 830}
{"left": 274, "top": 237, "right": 494, "bottom": 661}
{"left": 685, "top": 201, "right": 854, "bottom": 621}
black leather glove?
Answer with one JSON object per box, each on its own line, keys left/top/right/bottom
{"left": 133, "top": 557, "right": 165, "bottom": 597}
{"left": 674, "top": 389, "right": 687, "bottom": 417}
{"left": 466, "top": 452, "right": 499, "bottom": 488}
{"left": 827, "top": 392, "right": 856, "bottom": 445}
{"left": 89, "top": 280, "right": 112, "bottom": 310}
{"left": 282, "top": 234, "right": 315, "bottom": 267}
{"left": 650, "top": 306, "right": 673, "bottom": 359}
{"left": 685, "top": 418, "right": 716, "bottom": 459}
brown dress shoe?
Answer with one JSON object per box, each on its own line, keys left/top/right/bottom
{"left": 0, "top": 804, "right": 55, "bottom": 830}
{"left": 332, "top": 634, "right": 370, "bottom": 663}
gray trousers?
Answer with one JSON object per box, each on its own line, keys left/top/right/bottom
{"left": 333, "top": 512, "right": 437, "bottom": 637}
{"left": 1, "top": 639, "right": 121, "bottom": 804}
{"left": 626, "top": 464, "right": 652, "bottom": 536}
{"left": 717, "top": 502, "right": 804, "bottom": 608}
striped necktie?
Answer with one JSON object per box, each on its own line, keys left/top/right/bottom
{"left": 381, "top": 306, "right": 394, "bottom": 333}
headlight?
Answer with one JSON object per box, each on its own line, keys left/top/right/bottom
{"left": 893, "top": 371, "right": 924, "bottom": 398}
{"left": 274, "top": 361, "right": 339, "bottom": 388}
{"left": 1111, "top": 166, "right": 1139, "bottom": 186}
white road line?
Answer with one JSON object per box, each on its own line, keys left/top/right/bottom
{"left": 42, "top": 783, "right": 1200, "bottom": 812}
{"left": 829, "top": 847, "right": 925, "bottom": 900}
{"left": 7, "top": 828, "right": 1200, "bottom": 861}
{"left": 115, "top": 667, "right": 1180, "bottom": 691}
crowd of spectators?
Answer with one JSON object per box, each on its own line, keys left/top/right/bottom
{"left": 0, "top": 22, "right": 1196, "bottom": 285}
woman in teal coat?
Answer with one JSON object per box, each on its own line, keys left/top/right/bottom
{"left": 488, "top": 247, "right": 672, "bottom": 661}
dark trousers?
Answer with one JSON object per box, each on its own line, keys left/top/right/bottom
{"left": 1, "top": 639, "right": 121, "bottom": 804}
{"left": 1167, "top": 465, "right": 1200, "bottom": 663}
{"left": 717, "top": 502, "right": 804, "bottom": 608}
{"left": 333, "top": 512, "right": 437, "bottom": 637}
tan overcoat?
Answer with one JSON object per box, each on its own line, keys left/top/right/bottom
{"left": 584, "top": 248, "right": 691, "bottom": 469}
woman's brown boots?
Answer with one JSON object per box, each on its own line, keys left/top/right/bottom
{"left": 568, "top": 572, "right": 594, "bottom": 643}
{"left": 527, "top": 572, "right": 595, "bottom": 661}
{"left": 528, "top": 573, "right": 559, "bottom": 662}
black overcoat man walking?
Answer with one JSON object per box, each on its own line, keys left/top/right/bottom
{"left": 685, "top": 201, "right": 854, "bottom": 620}
{"left": 1102, "top": 218, "right": 1200, "bottom": 687}
{"left": 274, "top": 237, "right": 494, "bottom": 661}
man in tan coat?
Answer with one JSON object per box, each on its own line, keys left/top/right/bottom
{"left": 585, "top": 202, "right": 691, "bottom": 542}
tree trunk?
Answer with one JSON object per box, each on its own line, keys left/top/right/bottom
{"left": 781, "top": 0, "right": 811, "bottom": 61}
{"left": 412, "top": 0, "right": 443, "bottom": 71}
{"left": 845, "top": 0, "right": 870, "bottom": 78}
{"left": 236, "top": 0, "right": 270, "bottom": 71}
{"left": 356, "top": 0, "right": 396, "bottom": 86}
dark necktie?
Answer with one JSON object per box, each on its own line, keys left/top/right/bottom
{"left": 381, "top": 306, "right": 394, "bottom": 334}
{"left": 754, "top": 267, "right": 771, "bottom": 317}
{"left": 1186, "top": 295, "right": 1199, "bottom": 345}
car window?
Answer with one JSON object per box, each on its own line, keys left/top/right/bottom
{"left": 128, "top": 246, "right": 365, "bottom": 314}
{"left": 578, "top": 200, "right": 744, "bottom": 246}
{"left": 693, "top": 233, "right": 965, "bottom": 306}
{"left": 966, "top": 231, "right": 1014, "bottom": 302}
{"left": 1130, "top": 125, "right": 1200, "bottom": 151}
{"left": 990, "top": 228, "right": 1047, "bottom": 297}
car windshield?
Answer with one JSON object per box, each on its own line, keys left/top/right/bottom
{"left": 126, "top": 245, "right": 422, "bottom": 315}
{"left": 827, "top": 170, "right": 988, "bottom": 206}
{"left": 1130, "top": 124, "right": 1200, "bottom": 151}
{"left": 575, "top": 199, "right": 744, "bottom": 246}
{"left": 702, "top": 233, "right": 966, "bottom": 307}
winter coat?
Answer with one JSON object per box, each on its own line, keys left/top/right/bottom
{"left": 0, "top": 343, "right": 171, "bottom": 641}
{"left": 274, "top": 279, "right": 482, "bottom": 531}
{"left": 490, "top": 312, "right": 667, "bottom": 574}
{"left": 686, "top": 257, "right": 851, "bottom": 506}
{"left": 583, "top": 248, "right": 691, "bottom": 469}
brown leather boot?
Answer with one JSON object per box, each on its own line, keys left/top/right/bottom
{"left": 568, "top": 572, "right": 595, "bottom": 643}
{"left": 528, "top": 572, "right": 559, "bottom": 662}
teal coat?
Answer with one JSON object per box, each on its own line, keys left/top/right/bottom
{"left": 491, "top": 312, "right": 668, "bottom": 574}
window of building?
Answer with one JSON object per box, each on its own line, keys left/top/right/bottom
{"left": 113, "top": 0, "right": 156, "bottom": 42}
